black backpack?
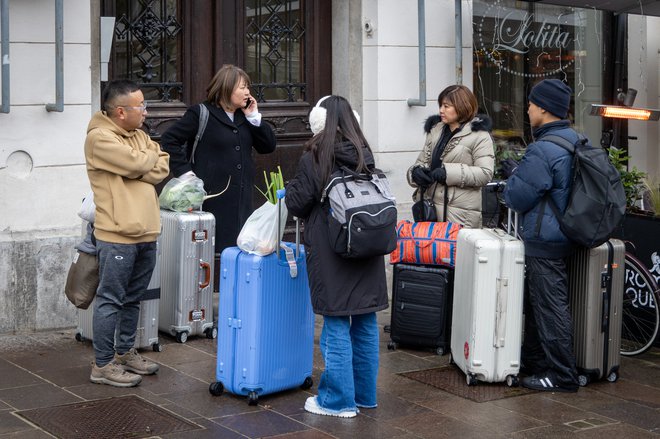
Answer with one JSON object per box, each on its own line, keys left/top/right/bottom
{"left": 321, "top": 166, "right": 398, "bottom": 258}
{"left": 542, "top": 134, "right": 626, "bottom": 248}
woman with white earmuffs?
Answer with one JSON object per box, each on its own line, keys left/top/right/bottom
{"left": 286, "top": 96, "right": 388, "bottom": 418}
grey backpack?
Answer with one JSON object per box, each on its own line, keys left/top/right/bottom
{"left": 321, "top": 166, "right": 398, "bottom": 258}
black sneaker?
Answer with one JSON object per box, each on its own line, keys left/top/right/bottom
{"left": 521, "top": 374, "right": 578, "bottom": 393}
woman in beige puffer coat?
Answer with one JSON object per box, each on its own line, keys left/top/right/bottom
{"left": 407, "top": 85, "right": 495, "bottom": 228}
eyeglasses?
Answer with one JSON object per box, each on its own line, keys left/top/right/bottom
{"left": 118, "top": 102, "right": 148, "bottom": 112}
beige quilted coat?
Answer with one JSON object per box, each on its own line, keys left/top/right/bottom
{"left": 407, "top": 114, "right": 495, "bottom": 228}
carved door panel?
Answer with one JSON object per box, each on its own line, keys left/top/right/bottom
{"left": 102, "top": 0, "right": 331, "bottom": 207}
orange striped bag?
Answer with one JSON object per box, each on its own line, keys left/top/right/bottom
{"left": 389, "top": 220, "right": 462, "bottom": 267}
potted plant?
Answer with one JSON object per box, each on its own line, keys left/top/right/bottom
{"left": 608, "top": 147, "right": 648, "bottom": 212}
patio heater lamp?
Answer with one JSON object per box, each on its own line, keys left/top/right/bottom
{"left": 590, "top": 88, "right": 660, "bottom": 121}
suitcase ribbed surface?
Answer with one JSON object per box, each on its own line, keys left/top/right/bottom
{"left": 568, "top": 239, "right": 624, "bottom": 381}
{"left": 159, "top": 210, "right": 215, "bottom": 338}
{"left": 451, "top": 228, "right": 524, "bottom": 383}
{"left": 217, "top": 245, "right": 314, "bottom": 396}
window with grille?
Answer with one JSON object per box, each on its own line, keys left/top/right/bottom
{"left": 244, "top": 0, "right": 306, "bottom": 103}
{"left": 110, "top": 0, "right": 182, "bottom": 102}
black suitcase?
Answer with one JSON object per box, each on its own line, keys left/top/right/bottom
{"left": 387, "top": 263, "right": 453, "bottom": 355}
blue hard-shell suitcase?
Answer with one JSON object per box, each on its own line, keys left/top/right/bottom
{"left": 209, "top": 208, "right": 314, "bottom": 405}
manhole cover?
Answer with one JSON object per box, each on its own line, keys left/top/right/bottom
{"left": 15, "top": 395, "right": 201, "bottom": 439}
{"left": 400, "top": 365, "right": 535, "bottom": 403}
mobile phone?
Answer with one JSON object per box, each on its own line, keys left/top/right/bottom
{"left": 244, "top": 98, "right": 252, "bottom": 109}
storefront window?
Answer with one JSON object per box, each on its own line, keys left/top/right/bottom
{"left": 473, "top": 0, "right": 605, "bottom": 158}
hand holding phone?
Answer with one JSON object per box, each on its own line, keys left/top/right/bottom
{"left": 244, "top": 98, "right": 253, "bottom": 109}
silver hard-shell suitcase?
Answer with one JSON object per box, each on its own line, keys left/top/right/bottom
{"left": 76, "top": 237, "right": 162, "bottom": 352}
{"left": 450, "top": 211, "right": 525, "bottom": 386}
{"left": 158, "top": 210, "right": 216, "bottom": 343}
{"left": 568, "top": 239, "right": 625, "bottom": 386}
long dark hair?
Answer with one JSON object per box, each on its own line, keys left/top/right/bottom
{"left": 304, "top": 95, "right": 372, "bottom": 184}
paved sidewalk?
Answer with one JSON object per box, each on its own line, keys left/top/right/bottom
{"left": 1, "top": 309, "right": 659, "bottom": 438}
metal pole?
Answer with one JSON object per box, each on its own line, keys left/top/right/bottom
{"left": 46, "top": 0, "right": 63, "bottom": 112}
{"left": 1, "top": 0, "right": 9, "bottom": 113}
{"left": 407, "top": 0, "right": 426, "bottom": 107}
{"left": 455, "top": 0, "right": 462, "bottom": 85}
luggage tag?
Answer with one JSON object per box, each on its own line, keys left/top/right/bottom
{"left": 280, "top": 242, "right": 298, "bottom": 278}
{"left": 276, "top": 188, "right": 299, "bottom": 278}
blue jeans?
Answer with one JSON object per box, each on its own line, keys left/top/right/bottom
{"left": 93, "top": 240, "right": 157, "bottom": 366}
{"left": 317, "top": 313, "right": 379, "bottom": 412}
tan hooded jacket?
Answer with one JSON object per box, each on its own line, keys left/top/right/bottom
{"left": 84, "top": 111, "right": 169, "bottom": 244}
{"left": 407, "top": 114, "right": 495, "bottom": 228}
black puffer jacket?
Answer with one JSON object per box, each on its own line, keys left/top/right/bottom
{"left": 285, "top": 142, "right": 389, "bottom": 316}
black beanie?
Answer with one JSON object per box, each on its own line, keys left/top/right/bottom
{"left": 528, "top": 79, "right": 572, "bottom": 119}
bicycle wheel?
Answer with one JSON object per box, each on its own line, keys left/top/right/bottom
{"left": 620, "top": 252, "right": 660, "bottom": 356}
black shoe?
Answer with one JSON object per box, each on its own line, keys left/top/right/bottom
{"left": 521, "top": 374, "right": 578, "bottom": 393}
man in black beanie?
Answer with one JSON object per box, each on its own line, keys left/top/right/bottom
{"left": 502, "top": 78, "right": 579, "bottom": 393}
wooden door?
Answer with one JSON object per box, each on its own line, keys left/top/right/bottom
{"left": 102, "top": 0, "right": 332, "bottom": 204}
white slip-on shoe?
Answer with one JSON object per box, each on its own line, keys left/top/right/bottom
{"left": 304, "top": 396, "right": 357, "bottom": 418}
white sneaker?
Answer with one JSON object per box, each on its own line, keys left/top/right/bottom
{"left": 304, "top": 396, "right": 357, "bottom": 418}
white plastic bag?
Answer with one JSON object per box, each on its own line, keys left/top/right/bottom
{"left": 77, "top": 191, "right": 96, "bottom": 223}
{"left": 237, "top": 199, "right": 288, "bottom": 256}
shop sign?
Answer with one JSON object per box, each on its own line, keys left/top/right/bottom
{"left": 476, "top": 0, "right": 577, "bottom": 78}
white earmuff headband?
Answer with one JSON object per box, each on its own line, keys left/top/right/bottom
{"left": 309, "top": 95, "right": 360, "bottom": 135}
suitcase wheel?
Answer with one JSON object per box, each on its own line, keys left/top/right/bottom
{"left": 506, "top": 375, "right": 519, "bottom": 387}
{"left": 606, "top": 371, "right": 618, "bottom": 383}
{"left": 75, "top": 332, "right": 83, "bottom": 342}
{"left": 152, "top": 343, "right": 163, "bottom": 352}
{"left": 301, "top": 376, "right": 313, "bottom": 390}
{"left": 247, "top": 391, "right": 259, "bottom": 406}
{"left": 435, "top": 347, "right": 444, "bottom": 356}
{"left": 175, "top": 331, "right": 188, "bottom": 343}
{"left": 209, "top": 381, "right": 224, "bottom": 396}
{"left": 387, "top": 341, "right": 397, "bottom": 351}
{"left": 466, "top": 373, "right": 478, "bottom": 386}
{"left": 205, "top": 326, "right": 218, "bottom": 339}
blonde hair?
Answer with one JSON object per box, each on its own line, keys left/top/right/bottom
{"left": 206, "top": 65, "right": 251, "bottom": 109}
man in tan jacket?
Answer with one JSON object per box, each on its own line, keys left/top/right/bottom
{"left": 85, "top": 80, "right": 169, "bottom": 387}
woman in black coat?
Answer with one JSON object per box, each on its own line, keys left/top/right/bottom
{"left": 160, "top": 65, "right": 277, "bottom": 252}
{"left": 286, "top": 95, "right": 388, "bottom": 418}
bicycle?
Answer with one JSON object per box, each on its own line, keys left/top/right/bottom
{"left": 620, "top": 247, "right": 660, "bottom": 356}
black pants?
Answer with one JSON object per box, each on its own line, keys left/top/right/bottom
{"left": 522, "top": 255, "right": 579, "bottom": 386}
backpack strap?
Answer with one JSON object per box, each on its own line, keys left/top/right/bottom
{"left": 533, "top": 133, "right": 583, "bottom": 236}
{"left": 540, "top": 133, "right": 587, "bottom": 154}
{"left": 190, "top": 103, "right": 209, "bottom": 164}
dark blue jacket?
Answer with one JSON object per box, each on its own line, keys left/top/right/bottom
{"left": 504, "top": 120, "right": 577, "bottom": 258}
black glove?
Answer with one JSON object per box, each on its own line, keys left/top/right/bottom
{"left": 500, "top": 158, "right": 519, "bottom": 178}
{"left": 430, "top": 166, "right": 447, "bottom": 184}
{"left": 411, "top": 166, "right": 433, "bottom": 186}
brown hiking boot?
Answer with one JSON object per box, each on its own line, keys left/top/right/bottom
{"left": 90, "top": 361, "right": 142, "bottom": 387}
{"left": 115, "top": 348, "right": 159, "bottom": 375}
